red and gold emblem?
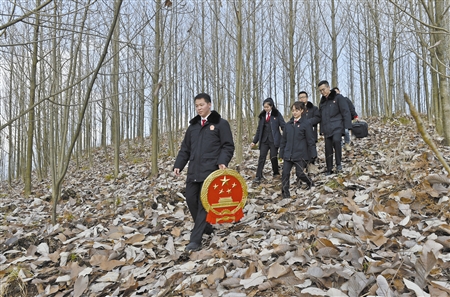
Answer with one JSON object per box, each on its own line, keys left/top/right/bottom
{"left": 201, "top": 169, "right": 248, "bottom": 224}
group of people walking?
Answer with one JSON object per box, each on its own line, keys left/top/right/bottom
{"left": 251, "top": 80, "right": 357, "bottom": 198}
{"left": 173, "top": 80, "right": 358, "bottom": 251}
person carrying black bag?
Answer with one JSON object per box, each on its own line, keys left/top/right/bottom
{"left": 318, "top": 80, "right": 352, "bottom": 175}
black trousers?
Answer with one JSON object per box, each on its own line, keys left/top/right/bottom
{"left": 256, "top": 140, "right": 279, "bottom": 178}
{"left": 185, "top": 182, "right": 208, "bottom": 244}
{"left": 325, "top": 133, "right": 342, "bottom": 172}
{"left": 281, "top": 159, "right": 311, "bottom": 198}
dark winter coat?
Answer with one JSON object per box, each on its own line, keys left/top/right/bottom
{"left": 303, "top": 101, "right": 321, "bottom": 142}
{"left": 174, "top": 110, "right": 235, "bottom": 183}
{"left": 279, "top": 117, "right": 317, "bottom": 162}
{"left": 252, "top": 107, "right": 286, "bottom": 148}
{"left": 319, "top": 90, "right": 352, "bottom": 137}
{"left": 344, "top": 97, "right": 358, "bottom": 119}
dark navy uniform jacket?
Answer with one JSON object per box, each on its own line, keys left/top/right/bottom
{"left": 174, "top": 110, "right": 235, "bottom": 183}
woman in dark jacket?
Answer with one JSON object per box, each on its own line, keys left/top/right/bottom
{"left": 250, "top": 98, "right": 286, "bottom": 183}
{"left": 279, "top": 101, "right": 316, "bottom": 198}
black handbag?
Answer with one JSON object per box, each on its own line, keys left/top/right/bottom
{"left": 352, "top": 121, "right": 368, "bottom": 138}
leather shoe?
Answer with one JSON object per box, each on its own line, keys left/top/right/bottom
{"left": 325, "top": 171, "right": 332, "bottom": 176}
{"left": 336, "top": 165, "right": 343, "bottom": 172}
{"left": 253, "top": 177, "right": 261, "bottom": 183}
{"left": 204, "top": 224, "right": 214, "bottom": 235}
{"left": 185, "top": 242, "right": 202, "bottom": 252}
{"left": 306, "top": 182, "right": 315, "bottom": 190}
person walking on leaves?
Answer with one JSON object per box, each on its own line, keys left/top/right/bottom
{"left": 318, "top": 80, "right": 352, "bottom": 175}
{"left": 173, "top": 93, "right": 235, "bottom": 252}
{"left": 250, "top": 98, "right": 285, "bottom": 183}
{"left": 279, "top": 101, "right": 316, "bottom": 198}
{"left": 298, "top": 91, "right": 320, "bottom": 144}
{"left": 332, "top": 87, "right": 359, "bottom": 151}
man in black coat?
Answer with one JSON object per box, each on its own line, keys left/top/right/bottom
{"left": 298, "top": 91, "right": 321, "bottom": 144}
{"left": 332, "top": 87, "right": 358, "bottom": 151}
{"left": 318, "top": 80, "right": 352, "bottom": 175}
{"left": 174, "top": 93, "right": 235, "bottom": 251}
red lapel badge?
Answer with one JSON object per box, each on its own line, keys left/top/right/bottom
{"left": 201, "top": 169, "right": 248, "bottom": 224}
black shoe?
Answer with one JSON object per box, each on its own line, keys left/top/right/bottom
{"left": 185, "top": 242, "right": 202, "bottom": 252}
{"left": 253, "top": 177, "right": 261, "bottom": 183}
{"left": 325, "top": 171, "right": 332, "bottom": 176}
{"left": 336, "top": 165, "right": 342, "bottom": 172}
{"left": 306, "top": 182, "right": 315, "bottom": 190}
{"left": 204, "top": 224, "right": 214, "bottom": 235}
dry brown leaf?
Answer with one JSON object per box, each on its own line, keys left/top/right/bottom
{"left": 73, "top": 275, "right": 89, "bottom": 297}
{"left": 317, "top": 247, "right": 340, "bottom": 258}
{"left": 314, "top": 238, "right": 336, "bottom": 249}
{"left": 48, "top": 250, "right": 60, "bottom": 263}
{"left": 267, "top": 263, "right": 289, "bottom": 279}
{"left": 258, "top": 280, "right": 275, "bottom": 291}
{"left": 426, "top": 174, "right": 450, "bottom": 185}
{"left": 206, "top": 267, "right": 225, "bottom": 284}
{"left": 99, "top": 259, "right": 126, "bottom": 271}
{"left": 89, "top": 254, "right": 108, "bottom": 266}
{"left": 243, "top": 262, "right": 258, "bottom": 279}
{"left": 342, "top": 197, "right": 360, "bottom": 213}
{"left": 366, "top": 230, "right": 389, "bottom": 247}
{"left": 428, "top": 286, "right": 449, "bottom": 297}
{"left": 415, "top": 250, "right": 437, "bottom": 288}
{"left": 108, "top": 232, "right": 125, "bottom": 239}
{"left": 125, "top": 233, "right": 145, "bottom": 244}
{"left": 171, "top": 226, "right": 181, "bottom": 237}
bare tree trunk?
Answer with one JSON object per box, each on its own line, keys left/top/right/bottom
{"left": 371, "top": 1, "right": 388, "bottom": 117}
{"left": 24, "top": 0, "right": 41, "bottom": 196}
{"left": 112, "top": 0, "right": 121, "bottom": 177}
{"left": 234, "top": 0, "right": 244, "bottom": 165}
{"left": 434, "top": 0, "right": 450, "bottom": 145}
{"left": 150, "top": 0, "right": 163, "bottom": 177}
{"left": 288, "top": 0, "right": 296, "bottom": 106}
{"left": 330, "top": 0, "right": 338, "bottom": 87}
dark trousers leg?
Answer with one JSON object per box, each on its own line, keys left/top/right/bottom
{"left": 325, "top": 136, "right": 334, "bottom": 172}
{"left": 325, "top": 133, "right": 343, "bottom": 171}
{"left": 268, "top": 142, "right": 279, "bottom": 175}
{"left": 294, "top": 159, "right": 311, "bottom": 185}
{"left": 185, "top": 182, "right": 207, "bottom": 244}
{"left": 256, "top": 141, "right": 270, "bottom": 178}
{"left": 281, "top": 160, "right": 294, "bottom": 197}
{"left": 332, "top": 133, "right": 342, "bottom": 167}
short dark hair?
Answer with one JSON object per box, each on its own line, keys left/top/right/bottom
{"left": 298, "top": 91, "right": 308, "bottom": 97}
{"left": 332, "top": 87, "right": 339, "bottom": 92}
{"left": 194, "top": 93, "right": 211, "bottom": 103}
{"left": 318, "top": 80, "right": 329, "bottom": 87}
{"left": 291, "top": 101, "right": 306, "bottom": 111}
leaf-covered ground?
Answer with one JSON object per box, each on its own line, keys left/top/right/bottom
{"left": 1, "top": 117, "right": 450, "bottom": 297}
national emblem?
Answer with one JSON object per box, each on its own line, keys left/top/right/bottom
{"left": 201, "top": 169, "right": 248, "bottom": 224}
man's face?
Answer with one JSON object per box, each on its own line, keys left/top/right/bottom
{"left": 318, "top": 84, "right": 331, "bottom": 97}
{"left": 195, "top": 98, "right": 211, "bottom": 118}
{"left": 298, "top": 93, "right": 308, "bottom": 103}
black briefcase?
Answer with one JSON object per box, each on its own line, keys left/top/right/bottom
{"left": 352, "top": 121, "right": 368, "bottom": 138}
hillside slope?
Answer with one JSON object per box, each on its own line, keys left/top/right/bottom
{"left": 1, "top": 117, "right": 450, "bottom": 297}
